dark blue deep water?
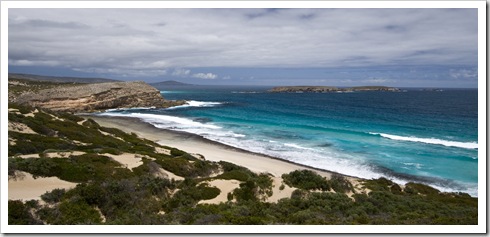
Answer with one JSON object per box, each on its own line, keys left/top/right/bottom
{"left": 101, "top": 86, "right": 478, "bottom": 196}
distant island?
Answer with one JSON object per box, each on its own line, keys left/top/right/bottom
{"left": 269, "top": 86, "right": 400, "bottom": 93}
{"left": 150, "top": 80, "right": 193, "bottom": 87}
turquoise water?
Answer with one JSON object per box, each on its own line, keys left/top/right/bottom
{"left": 101, "top": 86, "right": 478, "bottom": 196}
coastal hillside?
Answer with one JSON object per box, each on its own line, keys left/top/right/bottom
{"left": 8, "top": 73, "right": 119, "bottom": 84}
{"left": 269, "top": 86, "right": 400, "bottom": 93}
{"left": 9, "top": 78, "right": 184, "bottom": 113}
{"left": 8, "top": 103, "right": 478, "bottom": 224}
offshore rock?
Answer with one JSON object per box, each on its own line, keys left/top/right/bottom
{"left": 14, "top": 81, "right": 172, "bottom": 113}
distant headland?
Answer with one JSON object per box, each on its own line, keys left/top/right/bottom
{"left": 269, "top": 86, "right": 400, "bottom": 93}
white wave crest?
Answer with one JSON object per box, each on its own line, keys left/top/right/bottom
{"left": 167, "top": 100, "right": 223, "bottom": 109}
{"left": 105, "top": 106, "right": 155, "bottom": 112}
{"left": 370, "top": 132, "right": 478, "bottom": 149}
{"left": 101, "top": 112, "right": 221, "bottom": 129}
{"left": 284, "top": 143, "right": 312, "bottom": 150}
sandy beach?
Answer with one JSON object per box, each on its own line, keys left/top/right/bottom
{"left": 87, "top": 115, "right": 338, "bottom": 179}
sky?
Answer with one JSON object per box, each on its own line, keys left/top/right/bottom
{"left": 8, "top": 8, "right": 479, "bottom": 87}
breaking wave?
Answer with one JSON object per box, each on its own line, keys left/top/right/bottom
{"left": 370, "top": 132, "right": 478, "bottom": 150}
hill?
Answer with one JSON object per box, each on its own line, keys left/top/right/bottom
{"left": 150, "top": 80, "right": 193, "bottom": 87}
{"left": 9, "top": 73, "right": 120, "bottom": 84}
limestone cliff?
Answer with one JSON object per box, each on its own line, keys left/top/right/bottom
{"left": 13, "top": 81, "right": 175, "bottom": 112}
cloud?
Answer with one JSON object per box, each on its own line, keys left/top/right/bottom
{"left": 172, "top": 68, "right": 191, "bottom": 77}
{"left": 8, "top": 8, "right": 477, "bottom": 79}
{"left": 192, "top": 73, "right": 218, "bottom": 80}
{"left": 362, "top": 78, "right": 396, "bottom": 84}
{"left": 449, "top": 68, "right": 477, "bottom": 79}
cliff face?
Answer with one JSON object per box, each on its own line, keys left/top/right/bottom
{"left": 13, "top": 81, "right": 170, "bottom": 112}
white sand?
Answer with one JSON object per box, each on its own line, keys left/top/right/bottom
{"left": 89, "top": 115, "right": 334, "bottom": 179}
{"left": 198, "top": 179, "right": 241, "bottom": 205}
{"left": 17, "top": 151, "right": 86, "bottom": 159}
{"left": 267, "top": 177, "right": 296, "bottom": 203}
{"left": 8, "top": 171, "right": 77, "bottom": 201}
{"left": 153, "top": 167, "right": 185, "bottom": 181}
{"left": 8, "top": 121, "right": 37, "bottom": 134}
{"left": 88, "top": 116, "right": 363, "bottom": 188}
{"left": 104, "top": 153, "right": 143, "bottom": 169}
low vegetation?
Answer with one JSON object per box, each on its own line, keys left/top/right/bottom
{"left": 7, "top": 103, "right": 478, "bottom": 225}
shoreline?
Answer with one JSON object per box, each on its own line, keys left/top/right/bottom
{"left": 84, "top": 115, "right": 361, "bottom": 180}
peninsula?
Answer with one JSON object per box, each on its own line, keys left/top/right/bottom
{"left": 9, "top": 78, "right": 185, "bottom": 113}
{"left": 269, "top": 86, "right": 400, "bottom": 93}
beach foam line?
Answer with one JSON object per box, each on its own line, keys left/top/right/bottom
{"left": 370, "top": 132, "right": 478, "bottom": 150}
{"left": 166, "top": 100, "right": 223, "bottom": 109}
{"left": 105, "top": 106, "right": 156, "bottom": 112}
{"left": 284, "top": 143, "right": 312, "bottom": 150}
{"left": 101, "top": 112, "right": 222, "bottom": 129}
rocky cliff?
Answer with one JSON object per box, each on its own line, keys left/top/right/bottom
{"left": 13, "top": 81, "right": 177, "bottom": 112}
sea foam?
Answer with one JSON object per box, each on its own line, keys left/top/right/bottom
{"left": 166, "top": 100, "right": 223, "bottom": 110}
{"left": 370, "top": 132, "right": 478, "bottom": 150}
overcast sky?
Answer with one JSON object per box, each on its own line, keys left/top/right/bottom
{"left": 8, "top": 8, "right": 478, "bottom": 87}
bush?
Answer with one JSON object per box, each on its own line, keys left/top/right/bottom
{"left": 8, "top": 200, "right": 41, "bottom": 225}
{"left": 38, "top": 200, "right": 102, "bottom": 224}
{"left": 170, "top": 148, "right": 186, "bottom": 157}
{"left": 41, "top": 189, "right": 66, "bottom": 204}
{"left": 233, "top": 180, "right": 258, "bottom": 202}
{"left": 82, "top": 118, "right": 100, "bottom": 128}
{"left": 282, "top": 170, "right": 330, "bottom": 191}
{"left": 216, "top": 170, "right": 251, "bottom": 182}
{"left": 328, "top": 174, "right": 353, "bottom": 193}
{"left": 404, "top": 182, "right": 440, "bottom": 196}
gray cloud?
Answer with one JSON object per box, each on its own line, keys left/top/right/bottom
{"left": 8, "top": 8, "right": 477, "bottom": 77}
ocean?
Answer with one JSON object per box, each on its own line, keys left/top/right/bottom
{"left": 99, "top": 85, "right": 478, "bottom": 196}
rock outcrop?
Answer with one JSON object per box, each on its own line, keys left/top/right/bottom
{"left": 269, "top": 86, "right": 400, "bottom": 93}
{"left": 14, "top": 81, "right": 173, "bottom": 112}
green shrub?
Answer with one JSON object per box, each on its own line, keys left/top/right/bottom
{"left": 41, "top": 189, "right": 66, "bottom": 204}
{"left": 8, "top": 103, "right": 33, "bottom": 114}
{"left": 216, "top": 170, "right": 251, "bottom": 182}
{"left": 197, "top": 184, "right": 221, "bottom": 200}
{"left": 38, "top": 200, "right": 102, "bottom": 224}
{"left": 328, "top": 174, "right": 353, "bottom": 193}
{"left": 82, "top": 118, "right": 100, "bottom": 128}
{"left": 232, "top": 180, "right": 258, "bottom": 202}
{"left": 404, "top": 182, "right": 440, "bottom": 196}
{"left": 8, "top": 200, "right": 41, "bottom": 225}
{"left": 282, "top": 170, "right": 330, "bottom": 191}
{"left": 170, "top": 148, "right": 186, "bottom": 157}
{"left": 254, "top": 173, "right": 273, "bottom": 200}
{"left": 363, "top": 177, "right": 398, "bottom": 193}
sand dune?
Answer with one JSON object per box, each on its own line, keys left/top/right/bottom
{"left": 8, "top": 171, "right": 77, "bottom": 201}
